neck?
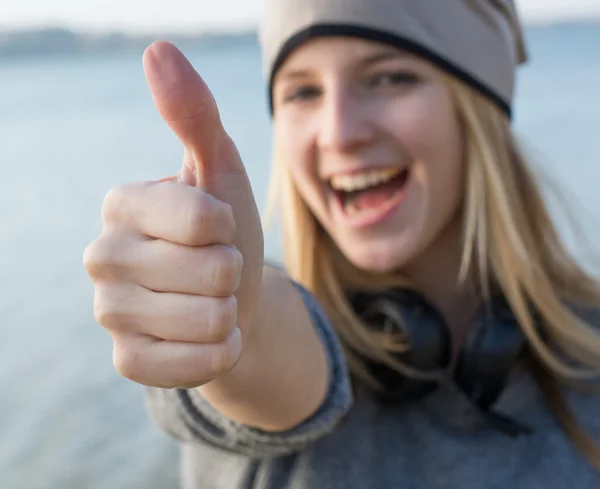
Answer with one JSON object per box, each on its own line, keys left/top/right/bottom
{"left": 402, "top": 219, "right": 480, "bottom": 355}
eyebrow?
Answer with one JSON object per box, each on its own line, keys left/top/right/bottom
{"left": 277, "top": 50, "right": 408, "bottom": 81}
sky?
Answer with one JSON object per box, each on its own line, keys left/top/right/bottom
{"left": 1, "top": 0, "right": 600, "bottom": 33}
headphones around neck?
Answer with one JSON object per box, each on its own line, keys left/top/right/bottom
{"left": 351, "top": 288, "right": 533, "bottom": 435}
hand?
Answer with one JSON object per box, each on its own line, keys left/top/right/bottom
{"left": 83, "top": 41, "right": 264, "bottom": 389}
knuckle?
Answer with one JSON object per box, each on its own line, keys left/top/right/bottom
{"left": 93, "top": 287, "right": 136, "bottom": 331}
{"left": 95, "top": 300, "right": 125, "bottom": 331}
{"left": 82, "top": 241, "right": 100, "bottom": 277}
{"left": 83, "top": 235, "right": 133, "bottom": 282}
{"left": 102, "top": 184, "right": 133, "bottom": 224}
{"left": 113, "top": 339, "right": 145, "bottom": 383}
{"left": 83, "top": 239, "right": 113, "bottom": 281}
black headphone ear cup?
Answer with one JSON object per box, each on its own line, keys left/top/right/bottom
{"left": 352, "top": 289, "right": 452, "bottom": 401}
{"left": 454, "top": 296, "right": 528, "bottom": 410}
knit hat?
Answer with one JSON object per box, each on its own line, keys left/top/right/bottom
{"left": 259, "top": 0, "right": 528, "bottom": 117}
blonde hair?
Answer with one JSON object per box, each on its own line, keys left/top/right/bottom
{"left": 264, "top": 73, "right": 600, "bottom": 467}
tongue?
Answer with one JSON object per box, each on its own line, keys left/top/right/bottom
{"left": 348, "top": 178, "right": 400, "bottom": 211}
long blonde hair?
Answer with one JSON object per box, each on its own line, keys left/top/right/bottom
{"left": 264, "top": 73, "right": 600, "bottom": 467}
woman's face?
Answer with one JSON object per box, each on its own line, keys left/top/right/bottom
{"left": 272, "top": 37, "right": 465, "bottom": 273}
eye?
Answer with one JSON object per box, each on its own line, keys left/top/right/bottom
{"left": 283, "top": 85, "right": 322, "bottom": 103}
{"left": 368, "top": 71, "right": 421, "bottom": 88}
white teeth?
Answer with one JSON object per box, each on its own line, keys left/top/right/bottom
{"left": 329, "top": 168, "right": 402, "bottom": 192}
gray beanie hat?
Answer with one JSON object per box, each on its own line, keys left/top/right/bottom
{"left": 259, "top": 0, "right": 528, "bottom": 117}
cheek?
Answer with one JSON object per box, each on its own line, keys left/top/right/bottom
{"left": 387, "top": 85, "right": 461, "bottom": 158}
{"left": 390, "top": 86, "right": 465, "bottom": 231}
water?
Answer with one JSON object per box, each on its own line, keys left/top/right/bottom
{"left": 1, "top": 23, "right": 599, "bottom": 489}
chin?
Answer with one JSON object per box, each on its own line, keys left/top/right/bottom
{"left": 337, "top": 236, "right": 417, "bottom": 275}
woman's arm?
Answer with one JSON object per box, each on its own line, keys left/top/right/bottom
{"left": 145, "top": 266, "right": 353, "bottom": 457}
{"left": 197, "top": 265, "right": 329, "bottom": 432}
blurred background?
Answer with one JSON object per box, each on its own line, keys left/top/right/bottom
{"left": 1, "top": 1, "right": 599, "bottom": 488}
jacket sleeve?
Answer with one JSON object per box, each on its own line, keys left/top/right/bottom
{"left": 144, "top": 280, "right": 354, "bottom": 458}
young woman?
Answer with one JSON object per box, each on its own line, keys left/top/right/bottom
{"left": 84, "top": 0, "right": 600, "bottom": 487}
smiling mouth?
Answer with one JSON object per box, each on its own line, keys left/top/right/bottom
{"left": 329, "top": 167, "right": 410, "bottom": 218}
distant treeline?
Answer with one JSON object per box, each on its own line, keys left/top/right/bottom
{"left": 0, "top": 27, "right": 259, "bottom": 58}
{"left": 1, "top": 19, "right": 599, "bottom": 59}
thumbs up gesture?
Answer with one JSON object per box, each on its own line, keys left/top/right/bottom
{"left": 84, "top": 41, "right": 264, "bottom": 389}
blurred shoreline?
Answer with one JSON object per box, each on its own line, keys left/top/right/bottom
{"left": 1, "top": 18, "right": 599, "bottom": 60}
{"left": 0, "top": 27, "right": 257, "bottom": 59}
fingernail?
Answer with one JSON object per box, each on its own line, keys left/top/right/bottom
{"left": 229, "top": 327, "right": 243, "bottom": 361}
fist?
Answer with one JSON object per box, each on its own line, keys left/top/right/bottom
{"left": 83, "top": 42, "right": 264, "bottom": 389}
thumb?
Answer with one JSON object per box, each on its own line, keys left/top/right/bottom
{"left": 142, "top": 41, "right": 264, "bottom": 329}
{"left": 143, "top": 41, "right": 243, "bottom": 187}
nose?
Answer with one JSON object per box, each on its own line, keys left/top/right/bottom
{"left": 317, "top": 86, "right": 376, "bottom": 153}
